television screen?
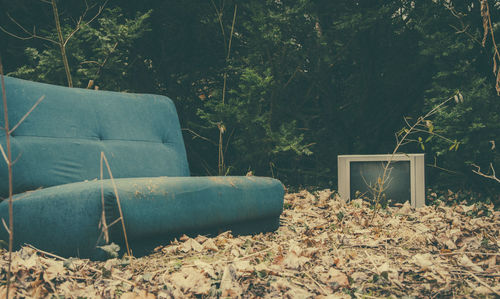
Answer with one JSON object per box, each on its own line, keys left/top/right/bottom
{"left": 338, "top": 154, "right": 425, "bottom": 208}
{"left": 350, "top": 161, "right": 411, "bottom": 204}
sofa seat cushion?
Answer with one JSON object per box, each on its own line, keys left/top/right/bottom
{"left": 0, "top": 176, "right": 284, "bottom": 258}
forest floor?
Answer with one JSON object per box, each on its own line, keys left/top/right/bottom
{"left": 0, "top": 190, "right": 498, "bottom": 298}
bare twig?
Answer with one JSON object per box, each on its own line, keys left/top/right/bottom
{"left": 99, "top": 153, "right": 109, "bottom": 244}
{"left": 9, "top": 95, "right": 45, "bottom": 134}
{"left": 479, "top": 0, "right": 500, "bottom": 95}
{"left": 1, "top": 58, "right": 46, "bottom": 299}
{"left": 210, "top": 0, "right": 226, "bottom": 53}
{"left": 0, "top": 144, "right": 8, "bottom": 165}
{"left": 464, "top": 269, "right": 500, "bottom": 296}
{"left": 100, "top": 152, "right": 132, "bottom": 257}
{"left": 370, "top": 93, "right": 458, "bottom": 222}
{"left": 1, "top": 0, "right": 107, "bottom": 88}
{"left": 63, "top": 0, "right": 107, "bottom": 48}
{"left": 182, "top": 128, "right": 217, "bottom": 145}
{"left": 26, "top": 244, "right": 136, "bottom": 286}
{"left": 218, "top": 122, "right": 225, "bottom": 176}
{"left": 0, "top": 13, "right": 58, "bottom": 44}
{"left": 1, "top": 56, "right": 15, "bottom": 299}
{"left": 471, "top": 163, "right": 500, "bottom": 183}
{"left": 222, "top": 4, "right": 237, "bottom": 105}
{"left": 303, "top": 271, "right": 328, "bottom": 295}
{"left": 51, "top": 0, "right": 73, "bottom": 87}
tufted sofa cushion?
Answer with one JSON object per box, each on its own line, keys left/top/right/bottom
{"left": 0, "top": 77, "right": 189, "bottom": 198}
{"left": 0, "top": 76, "right": 284, "bottom": 259}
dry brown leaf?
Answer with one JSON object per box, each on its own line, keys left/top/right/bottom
{"left": 322, "top": 268, "right": 349, "bottom": 289}
{"left": 458, "top": 255, "right": 483, "bottom": 272}
{"left": 11, "top": 252, "right": 39, "bottom": 273}
{"left": 398, "top": 201, "right": 412, "bottom": 214}
{"left": 121, "top": 290, "right": 156, "bottom": 299}
{"left": 412, "top": 253, "right": 434, "bottom": 270}
{"left": 233, "top": 260, "right": 253, "bottom": 273}
{"left": 180, "top": 238, "right": 203, "bottom": 253}
{"left": 220, "top": 264, "right": 242, "bottom": 298}
{"left": 0, "top": 189, "right": 497, "bottom": 298}
{"left": 0, "top": 285, "right": 17, "bottom": 298}
{"left": 193, "top": 260, "right": 217, "bottom": 278}
{"left": 285, "top": 285, "right": 313, "bottom": 298}
{"left": 283, "top": 251, "right": 309, "bottom": 270}
{"left": 351, "top": 271, "right": 369, "bottom": 282}
{"left": 43, "top": 260, "right": 66, "bottom": 281}
{"left": 202, "top": 238, "right": 218, "bottom": 252}
{"left": 195, "top": 235, "right": 208, "bottom": 244}
{"left": 170, "top": 267, "right": 211, "bottom": 295}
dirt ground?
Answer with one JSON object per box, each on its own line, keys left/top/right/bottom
{"left": 0, "top": 189, "right": 498, "bottom": 298}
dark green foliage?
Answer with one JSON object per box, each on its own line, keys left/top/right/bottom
{"left": 413, "top": 0, "right": 500, "bottom": 197}
{"left": 0, "top": 0, "right": 498, "bottom": 200}
{"left": 2, "top": 3, "right": 151, "bottom": 91}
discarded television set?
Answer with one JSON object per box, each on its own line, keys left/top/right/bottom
{"left": 337, "top": 154, "right": 425, "bottom": 208}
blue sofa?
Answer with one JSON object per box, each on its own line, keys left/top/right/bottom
{"left": 0, "top": 77, "right": 284, "bottom": 259}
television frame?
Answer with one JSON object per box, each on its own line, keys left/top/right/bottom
{"left": 337, "top": 154, "right": 425, "bottom": 208}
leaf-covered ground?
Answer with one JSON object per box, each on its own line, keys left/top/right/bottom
{"left": 0, "top": 190, "right": 499, "bottom": 298}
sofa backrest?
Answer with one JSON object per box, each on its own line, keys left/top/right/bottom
{"left": 0, "top": 77, "right": 190, "bottom": 198}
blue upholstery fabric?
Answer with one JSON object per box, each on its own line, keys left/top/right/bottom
{"left": 0, "top": 176, "right": 283, "bottom": 259}
{"left": 0, "top": 77, "right": 189, "bottom": 197}
{"left": 0, "top": 77, "right": 284, "bottom": 258}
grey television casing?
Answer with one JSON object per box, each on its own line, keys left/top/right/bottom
{"left": 337, "top": 154, "right": 425, "bottom": 208}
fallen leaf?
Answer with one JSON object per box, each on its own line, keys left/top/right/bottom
{"left": 202, "top": 238, "right": 218, "bottom": 251}
{"left": 219, "top": 265, "right": 242, "bottom": 298}
{"left": 458, "top": 255, "right": 483, "bottom": 272}
{"left": 180, "top": 238, "right": 203, "bottom": 253}
{"left": 321, "top": 268, "right": 349, "bottom": 290}
{"left": 121, "top": 290, "right": 155, "bottom": 299}
{"left": 170, "top": 267, "right": 211, "bottom": 295}
{"left": 412, "top": 253, "right": 434, "bottom": 270}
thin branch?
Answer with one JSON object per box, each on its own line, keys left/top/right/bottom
{"left": 471, "top": 163, "right": 500, "bottom": 183}
{"left": 80, "top": 60, "right": 101, "bottom": 65}
{"left": 9, "top": 96, "right": 44, "bottom": 134}
{"left": 10, "top": 153, "right": 22, "bottom": 169}
{"left": 182, "top": 128, "right": 217, "bottom": 145}
{"left": 226, "top": 4, "right": 237, "bottom": 61}
{"left": 210, "top": 0, "right": 226, "bottom": 52}
{"left": 1, "top": 56, "right": 14, "bottom": 299}
{"left": 26, "top": 244, "right": 136, "bottom": 286}
{"left": 0, "top": 144, "right": 9, "bottom": 165}
{"left": 0, "top": 14, "right": 58, "bottom": 44}
{"left": 426, "top": 158, "right": 461, "bottom": 175}
{"left": 223, "top": 127, "right": 235, "bottom": 157}
{"left": 94, "top": 41, "right": 117, "bottom": 77}
{"left": 99, "top": 152, "right": 109, "bottom": 244}
{"left": 371, "top": 93, "right": 457, "bottom": 222}
{"left": 411, "top": 128, "right": 455, "bottom": 144}
{"left": 221, "top": 4, "right": 237, "bottom": 105}
{"left": 100, "top": 152, "right": 132, "bottom": 257}
{"left": 1, "top": 218, "right": 10, "bottom": 235}
{"left": 464, "top": 269, "right": 500, "bottom": 296}
{"left": 63, "top": 0, "right": 107, "bottom": 47}
{"left": 480, "top": 0, "right": 500, "bottom": 94}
